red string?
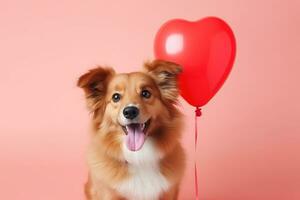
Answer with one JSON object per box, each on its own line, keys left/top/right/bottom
{"left": 194, "top": 107, "right": 201, "bottom": 200}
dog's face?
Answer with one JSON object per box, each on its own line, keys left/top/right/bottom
{"left": 78, "top": 60, "right": 182, "bottom": 153}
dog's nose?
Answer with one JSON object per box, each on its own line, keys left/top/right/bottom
{"left": 123, "top": 106, "right": 139, "bottom": 119}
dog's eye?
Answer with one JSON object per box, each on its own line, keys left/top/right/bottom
{"left": 112, "top": 93, "right": 121, "bottom": 102}
{"left": 141, "top": 90, "right": 151, "bottom": 99}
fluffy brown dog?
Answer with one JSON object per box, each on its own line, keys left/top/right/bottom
{"left": 78, "top": 60, "right": 186, "bottom": 200}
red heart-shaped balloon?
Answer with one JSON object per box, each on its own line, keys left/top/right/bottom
{"left": 154, "top": 17, "right": 236, "bottom": 107}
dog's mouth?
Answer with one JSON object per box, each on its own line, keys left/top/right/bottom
{"left": 121, "top": 119, "right": 151, "bottom": 135}
{"left": 121, "top": 119, "right": 151, "bottom": 152}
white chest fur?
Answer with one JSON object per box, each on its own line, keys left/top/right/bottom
{"left": 114, "top": 138, "right": 170, "bottom": 200}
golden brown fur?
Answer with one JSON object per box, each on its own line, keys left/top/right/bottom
{"left": 78, "top": 60, "right": 186, "bottom": 200}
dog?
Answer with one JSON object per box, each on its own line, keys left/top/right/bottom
{"left": 77, "top": 60, "right": 186, "bottom": 200}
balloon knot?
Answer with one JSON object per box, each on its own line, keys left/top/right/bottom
{"left": 195, "top": 107, "right": 202, "bottom": 117}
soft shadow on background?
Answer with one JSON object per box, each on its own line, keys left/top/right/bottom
{"left": 0, "top": 0, "right": 299, "bottom": 199}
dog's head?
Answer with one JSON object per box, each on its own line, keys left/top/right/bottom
{"left": 78, "top": 60, "right": 182, "bottom": 155}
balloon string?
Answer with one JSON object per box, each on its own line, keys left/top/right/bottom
{"left": 195, "top": 107, "right": 201, "bottom": 200}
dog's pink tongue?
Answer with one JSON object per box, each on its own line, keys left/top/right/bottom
{"left": 125, "top": 124, "right": 146, "bottom": 151}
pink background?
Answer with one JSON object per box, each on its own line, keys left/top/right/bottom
{"left": 0, "top": 0, "right": 299, "bottom": 199}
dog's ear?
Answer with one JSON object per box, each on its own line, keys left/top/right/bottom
{"left": 77, "top": 67, "right": 115, "bottom": 111}
{"left": 144, "top": 59, "right": 182, "bottom": 103}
